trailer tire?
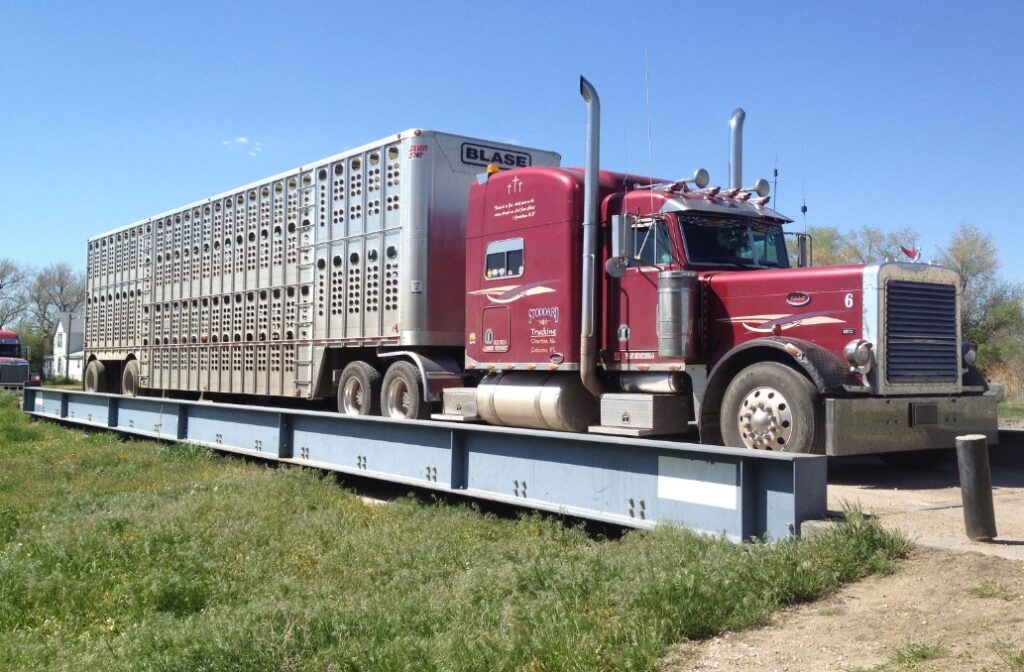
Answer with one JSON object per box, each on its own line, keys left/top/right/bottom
{"left": 381, "top": 361, "right": 429, "bottom": 420}
{"left": 122, "top": 360, "right": 141, "bottom": 398}
{"left": 720, "top": 361, "right": 824, "bottom": 454}
{"left": 84, "top": 360, "right": 107, "bottom": 394}
{"left": 337, "top": 361, "right": 382, "bottom": 416}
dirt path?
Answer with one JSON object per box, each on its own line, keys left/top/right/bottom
{"left": 672, "top": 451, "right": 1024, "bottom": 671}
{"left": 669, "top": 548, "right": 1023, "bottom": 671}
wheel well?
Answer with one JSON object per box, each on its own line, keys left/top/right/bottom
{"left": 699, "top": 347, "right": 815, "bottom": 445}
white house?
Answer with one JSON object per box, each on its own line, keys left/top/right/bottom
{"left": 52, "top": 313, "right": 84, "bottom": 381}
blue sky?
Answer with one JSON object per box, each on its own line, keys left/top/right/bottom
{"left": 2, "top": 1, "right": 1023, "bottom": 279}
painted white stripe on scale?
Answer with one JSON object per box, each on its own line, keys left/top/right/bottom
{"left": 657, "top": 456, "right": 739, "bottom": 510}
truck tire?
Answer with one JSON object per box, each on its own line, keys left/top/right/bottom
{"left": 84, "top": 360, "right": 107, "bottom": 394}
{"left": 381, "top": 361, "right": 429, "bottom": 420}
{"left": 337, "top": 361, "right": 382, "bottom": 416}
{"left": 720, "top": 361, "right": 824, "bottom": 454}
{"left": 121, "top": 360, "right": 141, "bottom": 398}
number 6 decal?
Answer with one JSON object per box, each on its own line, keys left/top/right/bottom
{"left": 844, "top": 293, "right": 854, "bottom": 308}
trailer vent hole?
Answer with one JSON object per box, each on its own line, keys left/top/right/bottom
{"left": 386, "top": 245, "right": 397, "bottom": 259}
{"left": 317, "top": 259, "right": 326, "bottom": 270}
{"left": 351, "top": 158, "right": 361, "bottom": 171}
{"left": 388, "top": 147, "right": 399, "bottom": 160}
{"left": 288, "top": 222, "right": 296, "bottom": 234}
{"left": 275, "top": 183, "right": 283, "bottom": 193}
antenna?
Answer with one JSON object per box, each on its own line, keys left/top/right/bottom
{"left": 773, "top": 155, "right": 779, "bottom": 209}
{"left": 644, "top": 48, "right": 656, "bottom": 210}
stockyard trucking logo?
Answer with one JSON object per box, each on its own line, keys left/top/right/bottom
{"left": 461, "top": 143, "right": 532, "bottom": 169}
{"left": 409, "top": 144, "right": 429, "bottom": 159}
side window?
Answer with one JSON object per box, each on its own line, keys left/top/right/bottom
{"left": 633, "top": 219, "right": 673, "bottom": 267}
{"left": 485, "top": 238, "right": 524, "bottom": 279}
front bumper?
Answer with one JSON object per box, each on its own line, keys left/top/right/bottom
{"left": 825, "top": 395, "right": 998, "bottom": 456}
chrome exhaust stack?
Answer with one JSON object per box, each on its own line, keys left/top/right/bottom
{"left": 579, "top": 76, "right": 604, "bottom": 397}
{"left": 729, "top": 108, "right": 746, "bottom": 189}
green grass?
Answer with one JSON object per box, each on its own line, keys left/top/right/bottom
{"left": 0, "top": 394, "right": 909, "bottom": 671}
{"left": 998, "top": 401, "right": 1024, "bottom": 420}
{"left": 968, "top": 579, "right": 1016, "bottom": 601}
{"left": 890, "top": 640, "right": 948, "bottom": 667}
{"left": 993, "top": 640, "right": 1024, "bottom": 671}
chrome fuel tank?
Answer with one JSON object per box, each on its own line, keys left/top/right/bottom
{"left": 475, "top": 372, "right": 598, "bottom": 433}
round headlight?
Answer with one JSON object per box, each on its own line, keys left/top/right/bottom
{"left": 844, "top": 339, "right": 873, "bottom": 371}
{"left": 962, "top": 342, "right": 978, "bottom": 366}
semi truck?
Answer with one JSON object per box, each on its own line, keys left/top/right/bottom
{"left": 83, "top": 77, "right": 997, "bottom": 456}
{"left": 0, "top": 329, "right": 30, "bottom": 392}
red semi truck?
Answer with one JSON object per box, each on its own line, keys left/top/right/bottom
{"left": 0, "top": 329, "right": 30, "bottom": 392}
{"left": 83, "top": 77, "right": 996, "bottom": 456}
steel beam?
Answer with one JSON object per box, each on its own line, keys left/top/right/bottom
{"left": 22, "top": 388, "right": 827, "bottom": 541}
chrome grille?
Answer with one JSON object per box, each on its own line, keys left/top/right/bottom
{"left": 885, "top": 281, "right": 958, "bottom": 382}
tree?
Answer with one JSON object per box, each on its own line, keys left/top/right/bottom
{"left": 937, "top": 224, "right": 1001, "bottom": 338}
{"left": 805, "top": 224, "right": 920, "bottom": 267}
{"left": 28, "top": 262, "right": 86, "bottom": 335}
{"left": 0, "top": 258, "right": 29, "bottom": 329}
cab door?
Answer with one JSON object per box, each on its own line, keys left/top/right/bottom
{"left": 607, "top": 215, "right": 679, "bottom": 366}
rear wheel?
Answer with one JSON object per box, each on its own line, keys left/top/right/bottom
{"left": 337, "top": 361, "right": 381, "bottom": 416}
{"left": 720, "top": 361, "right": 824, "bottom": 454}
{"left": 381, "top": 361, "right": 429, "bottom": 420}
{"left": 84, "top": 360, "right": 107, "bottom": 393}
{"left": 121, "top": 360, "right": 141, "bottom": 398}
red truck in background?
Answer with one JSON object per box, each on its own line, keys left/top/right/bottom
{"left": 0, "top": 329, "right": 30, "bottom": 392}
{"left": 82, "top": 76, "right": 997, "bottom": 458}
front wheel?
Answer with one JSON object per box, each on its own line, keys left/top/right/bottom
{"left": 381, "top": 361, "right": 429, "bottom": 420}
{"left": 720, "top": 361, "right": 824, "bottom": 454}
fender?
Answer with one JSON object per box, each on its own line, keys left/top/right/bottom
{"left": 698, "top": 336, "right": 857, "bottom": 444}
{"left": 377, "top": 350, "right": 464, "bottom": 402}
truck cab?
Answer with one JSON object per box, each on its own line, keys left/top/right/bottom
{"left": 452, "top": 77, "right": 996, "bottom": 456}
{"left": 0, "top": 330, "right": 30, "bottom": 391}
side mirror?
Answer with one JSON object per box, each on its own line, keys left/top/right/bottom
{"left": 797, "top": 233, "right": 812, "bottom": 268}
{"left": 607, "top": 214, "right": 634, "bottom": 278}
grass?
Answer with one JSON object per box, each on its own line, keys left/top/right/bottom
{"left": 0, "top": 394, "right": 910, "bottom": 672}
{"left": 993, "top": 640, "right": 1024, "bottom": 671}
{"left": 999, "top": 401, "right": 1024, "bottom": 420}
{"left": 968, "top": 579, "right": 1016, "bottom": 601}
{"left": 889, "top": 640, "right": 948, "bottom": 667}
{"left": 849, "top": 640, "right": 949, "bottom": 672}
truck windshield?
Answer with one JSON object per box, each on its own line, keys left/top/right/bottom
{"left": 0, "top": 344, "right": 20, "bottom": 358}
{"left": 680, "top": 216, "right": 790, "bottom": 269}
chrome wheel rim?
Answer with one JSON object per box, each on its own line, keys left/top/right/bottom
{"left": 384, "top": 378, "right": 411, "bottom": 418}
{"left": 342, "top": 377, "right": 365, "bottom": 414}
{"left": 737, "top": 386, "right": 793, "bottom": 450}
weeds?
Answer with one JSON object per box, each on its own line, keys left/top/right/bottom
{"left": 0, "top": 394, "right": 911, "bottom": 671}
{"left": 969, "top": 579, "right": 1016, "bottom": 601}
{"left": 993, "top": 640, "right": 1024, "bottom": 671}
{"left": 890, "top": 640, "right": 948, "bottom": 667}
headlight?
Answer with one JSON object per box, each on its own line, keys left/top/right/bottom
{"left": 844, "top": 339, "right": 873, "bottom": 373}
{"left": 962, "top": 342, "right": 978, "bottom": 366}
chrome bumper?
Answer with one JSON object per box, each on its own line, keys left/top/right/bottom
{"left": 825, "top": 395, "right": 998, "bottom": 456}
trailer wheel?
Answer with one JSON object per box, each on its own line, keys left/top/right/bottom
{"left": 337, "top": 361, "right": 382, "bottom": 416}
{"left": 122, "top": 360, "right": 141, "bottom": 398}
{"left": 720, "top": 361, "right": 824, "bottom": 454}
{"left": 381, "top": 361, "right": 429, "bottom": 420}
{"left": 84, "top": 360, "right": 107, "bottom": 393}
